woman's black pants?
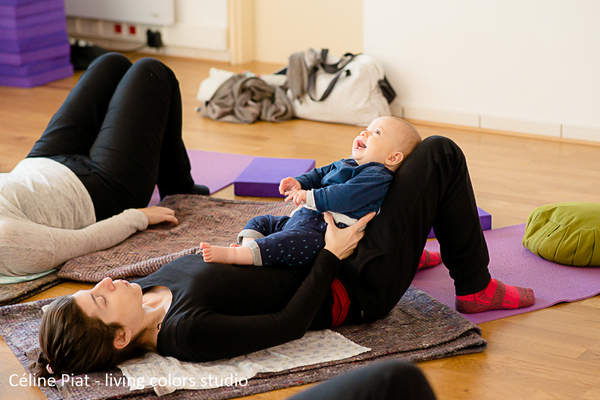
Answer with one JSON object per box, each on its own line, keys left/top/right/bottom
{"left": 27, "top": 52, "right": 194, "bottom": 221}
{"left": 341, "top": 135, "right": 492, "bottom": 322}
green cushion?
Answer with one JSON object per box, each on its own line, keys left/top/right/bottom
{"left": 523, "top": 202, "right": 600, "bottom": 266}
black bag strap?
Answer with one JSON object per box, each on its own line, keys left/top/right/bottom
{"left": 378, "top": 75, "right": 397, "bottom": 104}
{"left": 306, "top": 49, "right": 397, "bottom": 104}
{"left": 307, "top": 68, "right": 351, "bottom": 102}
{"left": 307, "top": 49, "right": 358, "bottom": 102}
{"left": 320, "top": 49, "right": 357, "bottom": 73}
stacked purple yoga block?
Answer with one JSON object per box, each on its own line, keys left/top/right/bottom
{"left": 234, "top": 157, "right": 316, "bottom": 198}
{"left": 428, "top": 207, "right": 491, "bottom": 238}
{"left": 0, "top": 0, "right": 73, "bottom": 87}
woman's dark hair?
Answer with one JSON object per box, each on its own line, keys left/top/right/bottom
{"left": 29, "top": 296, "right": 152, "bottom": 378}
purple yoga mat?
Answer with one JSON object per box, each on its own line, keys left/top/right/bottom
{"left": 149, "top": 150, "right": 255, "bottom": 206}
{"left": 413, "top": 223, "right": 600, "bottom": 324}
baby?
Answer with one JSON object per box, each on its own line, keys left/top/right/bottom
{"left": 201, "top": 116, "right": 424, "bottom": 267}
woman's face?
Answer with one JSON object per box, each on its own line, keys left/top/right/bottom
{"left": 72, "top": 277, "right": 145, "bottom": 333}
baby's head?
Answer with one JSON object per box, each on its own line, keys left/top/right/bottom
{"left": 352, "top": 116, "right": 422, "bottom": 172}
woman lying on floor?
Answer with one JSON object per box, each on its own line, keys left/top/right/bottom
{"left": 32, "top": 119, "right": 535, "bottom": 379}
{"left": 0, "top": 52, "right": 208, "bottom": 280}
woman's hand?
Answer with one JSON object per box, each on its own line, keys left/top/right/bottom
{"left": 138, "top": 206, "right": 179, "bottom": 226}
{"left": 323, "top": 211, "right": 376, "bottom": 260}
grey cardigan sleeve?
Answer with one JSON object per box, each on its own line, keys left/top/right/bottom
{"left": 0, "top": 209, "right": 148, "bottom": 277}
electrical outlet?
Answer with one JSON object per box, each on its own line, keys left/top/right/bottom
{"left": 67, "top": 17, "right": 147, "bottom": 45}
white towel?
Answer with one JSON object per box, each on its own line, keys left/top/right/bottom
{"left": 119, "top": 329, "right": 370, "bottom": 396}
{"left": 196, "top": 68, "right": 236, "bottom": 102}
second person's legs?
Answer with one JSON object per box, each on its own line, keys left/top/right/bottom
{"left": 86, "top": 55, "right": 195, "bottom": 218}
{"left": 341, "top": 136, "right": 533, "bottom": 321}
{"left": 28, "top": 53, "right": 133, "bottom": 158}
{"left": 28, "top": 53, "right": 198, "bottom": 220}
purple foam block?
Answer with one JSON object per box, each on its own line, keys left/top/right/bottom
{"left": 0, "top": 42, "right": 70, "bottom": 66}
{"left": 0, "top": 18, "right": 66, "bottom": 41}
{"left": 234, "top": 157, "right": 316, "bottom": 198}
{"left": 0, "top": 0, "right": 63, "bottom": 18}
{"left": 0, "top": 31, "right": 67, "bottom": 53}
{"left": 0, "top": 62, "right": 72, "bottom": 87}
{"left": 427, "top": 207, "right": 491, "bottom": 238}
{"left": 0, "top": 55, "right": 69, "bottom": 76}
{"left": 0, "top": 9, "right": 65, "bottom": 28}
{"left": 0, "top": 0, "right": 46, "bottom": 5}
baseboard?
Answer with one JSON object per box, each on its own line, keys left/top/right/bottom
{"left": 562, "top": 125, "right": 600, "bottom": 142}
{"left": 402, "top": 106, "right": 480, "bottom": 128}
{"left": 139, "top": 46, "right": 230, "bottom": 62}
{"left": 480, "top": 115, "right": 561, "bottom": 138}
{"left": 397, "top": 105, "right": 600, "bottom": 143}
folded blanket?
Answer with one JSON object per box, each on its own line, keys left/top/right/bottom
{"left": 0, "top": 271, "right": 62, "bottom": 306}
{"left": 119, "top": 330, "right": 370, "bottom": 396}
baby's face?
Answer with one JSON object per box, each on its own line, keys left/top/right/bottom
{"left": 352, "top": 117, "right": 405, "bottom": 167}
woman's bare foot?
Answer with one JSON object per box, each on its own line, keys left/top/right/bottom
{"left": 200, "top": 242, "right": 254, "bottom": 265}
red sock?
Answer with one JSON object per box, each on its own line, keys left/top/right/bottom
{"left": 418, "top": 250, "right": 441, "bottom": 270}
{"left": 455, "top": 278, "right": 535, "bottom": 314}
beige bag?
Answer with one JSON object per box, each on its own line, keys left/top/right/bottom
{"left": 287, "top": 49, "right": 396, "bottom": 126}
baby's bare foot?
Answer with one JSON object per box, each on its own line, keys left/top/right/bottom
{"left": 200, "top": 242, "right": 224, "bottom": 263}
{"left": 200, "top": 242, "right": 253, "bottom": 265}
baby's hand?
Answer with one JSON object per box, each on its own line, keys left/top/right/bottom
{"left": 285, "top": 190, "right": 307, "bottom": 206}
{"left": 279, "top": 177, "right": 301, "bottom": 195}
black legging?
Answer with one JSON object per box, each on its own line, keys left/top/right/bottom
{"left": 341, "top": 135, "right": 491, "bottom": 323}
{"left": 27, "top": 53, "right": 194, "bottom": 221}
{"left": 287, "top": 360, "right": 437, "bottom": 400}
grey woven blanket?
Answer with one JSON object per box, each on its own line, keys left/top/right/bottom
{"left": 59, "top": 195, "right": 296, "bottom": 282}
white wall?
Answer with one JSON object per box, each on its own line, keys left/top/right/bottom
{"left": 364, "top": 0, "right": 600, "bottom": 141}
{"left": 65, "top": 0, "right": 175, "bottom": 25}
{"left": 254, "top": 0, "right": 363, "bottom": 65}
{"left": 67, "top": 0, "right": 230, "bottom": 61}
{"left": 160, "top": 0, "right": 228, "bottom": 59}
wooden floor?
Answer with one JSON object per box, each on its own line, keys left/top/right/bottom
{"left": 1, "top": 53, "right": 600, "bottom": 400}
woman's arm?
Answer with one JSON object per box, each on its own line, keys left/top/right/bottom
{"left": 0, "top": 209, "right": 152, "bottom": 276}
{"left": 137, "top": 206, "right": 178, "bottom": 225}
{"left": 176, "top": 212, "right": 375, "bottom": 362}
